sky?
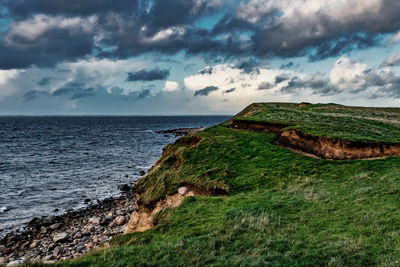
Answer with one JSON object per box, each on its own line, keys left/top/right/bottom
{"left": 1, "top": 0, "right": 400, "bottom": 115}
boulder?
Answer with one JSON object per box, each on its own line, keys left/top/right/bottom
{"left": 178, "top": 186, "right": 188, "bottom": 196}
{"left": 113, "top": 216, "right": 125, "bottom": 226}
{"left": 53, "top": 233, "right": 68, "bottom": 243}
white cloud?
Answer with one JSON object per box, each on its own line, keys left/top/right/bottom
{"left": 5, "top": 14, "right": 97, "bottom": 45}
{"left": 329, "top": 56, "right": 368, "bottom": 91}
{"left": 389, "top": 31, "right": 400, "bottom": 44}
{"left": 184, "top": 63, "right": 292, "bottom": 107}
{"left": 381, "top": 53, "right": 400, "bottom": 67}
{"left": 162, "top": 81, "right": 179, "bottom": 91}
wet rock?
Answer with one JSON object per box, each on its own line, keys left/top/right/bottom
{"left": 178, "top": 186, "right": 188, "bottom": 196}
{"left": 49, "top": 223, "right": 62, "bottom": 230}
{"left": 53, "top": 247, "right": 63, "bottom": 257}
{"left": 43, "top": 255, "right": 53, "bottom": 261}
{"left": 7, "top": 259, "right": 23, "bottom": 266}
{"left": 119, "top": 184, "right": 131, "bottom": 192}
{"left": 84, "top": 199, "right": 91, "bottom": 204}
{"left": 113, "top": 216, "right": 125, "bottom": 226}
{"left": 40, "top": 226, "right": 48, "bottom": 234}
{"left": 139, "top": 170, "right": 146, "bottom": 176}
{"left": 73, "top": 232, "right": 82, "bottom": 239}
{"left": 88, "top": 217, "right": 100, "bottom": 225}
{"left": 53, "top": 233, "right": 68, "bottom": 243}
{"left": 29, "top": 241, "right": 39, "bottom": 249}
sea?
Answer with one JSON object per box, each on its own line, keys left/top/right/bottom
{"left": 0, "top": 115, "right": 230, "bottom": 236}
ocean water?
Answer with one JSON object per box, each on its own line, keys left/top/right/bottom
{"left": 0, "top": 116, "right": 230, "bottom": 236}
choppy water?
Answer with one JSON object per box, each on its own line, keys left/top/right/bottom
{"left": 0, "top": 115, "right": 230, "bottom": 236}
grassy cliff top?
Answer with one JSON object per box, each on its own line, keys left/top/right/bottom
{"left": 45, "top": 103, "right": 400, "bottom": 266}
{"left": 233, "top": 103, "right": 400, "bottom": 143}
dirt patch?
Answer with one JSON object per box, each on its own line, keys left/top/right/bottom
{"left": 297, "top": 102, "right": 311, "bottom": 107}
{"left": 232, "top": 119, "right": 400, "bottom": 160}
{"left": 231, "top": 120, "right": 286, "bottom": 135}
{"left": 125, "top": 184, "right": 213, "bottom": 233}
{"left": 175, "top": 135, "right": 202, "bottom": 147}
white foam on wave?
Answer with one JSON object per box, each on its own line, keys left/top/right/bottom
{"left": 0, "top": 206, "right": 9, "bottom": 213}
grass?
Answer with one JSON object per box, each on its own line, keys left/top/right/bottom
{"left": 232, "top": 102, "right": 400, "bottom": 143}
{"left": 25, "top": 103, "right": 400, "bottom": 266}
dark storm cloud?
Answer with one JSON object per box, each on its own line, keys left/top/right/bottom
{"left": 223, "top": 87, "right": 235, "bottom": 94}
{"left": 279, "top": 62, "right": 294, "bottom": 70}
{"left": 52, "top": 83, "right": 95, "bottom": 100}
{"left": 127, "top": 68, "right": 170, "bottom": 82}
{"left": 37, "top": 77, "right": 51, "bottom": 86}
{"left": 129, "top": 89, "right": 151, "bottom": 99}
{"left": 2, "top": 0, "right": 400, "bottom": 70}
{"left": 198, "top": 66, "right": 213, "bottom": 75}
{"left": 0, "top": 28, "right": 95, "bottom": 69}
{"left": 194, "top": 85, "right": 219, "bottom": 96}
{"left": 23, "top": 90, "right": 50, "bottom": 101}
{"left": 274, "top": 74, "right": 290, "bottom": 84}
{"left": 257, "top": 82, "right": 274, "bottom": 90}
{"left": 281, "top": 75, "right": 338, "bottom": 96}
{"left": 235, "top": 59, "right": 260, "bottom": 74}
{"left": 4, "top": 0, "right": 139, "bottom": 17}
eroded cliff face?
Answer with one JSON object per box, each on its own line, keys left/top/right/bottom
{"left": 125, "top": 135, "right": 228, "bottom": 234}
{"left": 125, "top": 187, "right": 200, "bottom": 233}
{"left": 232, "top": 119, "right": 400, "bottom": 160}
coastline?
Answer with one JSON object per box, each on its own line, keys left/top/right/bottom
{"left": 0, "top": 127, "right": 201, "bottom": 266}
{"left": 0, "top": 186, "right": 135, "bottom": 265}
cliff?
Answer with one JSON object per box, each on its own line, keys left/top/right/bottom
{"left": 54, "top": 103, "right": 400, "bottom": 266}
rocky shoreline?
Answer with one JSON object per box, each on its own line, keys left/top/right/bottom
{"left": 155, "top": 127, "right": 204, "bottom": 136}
{"left": 0, "top": 185, "right": 136, "bottom": 265}
{"left": 0, "top": 127, "right": 201, "bottom": 266}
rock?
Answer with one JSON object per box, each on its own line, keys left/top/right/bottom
{"left": 53, "top": 233, "right": 68, "bottom": 243}
{"left": 7, "top": 260, "right": 23, "bottom": 266}
{"left": 43, "top": 255, "right": 53, "bottom": 261}
{"left": 42, "top": 217, "right": 55, "bottom": 226}
{"left": 49, "top": 223, "right": 62, "bottom": 230}
{"left": 53, "top": 246, "right": 63, "bottom": 257}
{"left": 88, "top": 217, "right": 100, "bottom": 225}
{"left": 0, "top": 257, "right": 5, "bottom": 264}
{"left": 139, "top": 170, "right": 146, "bottom": 176}
{"left": 84, "top": 199, "right": 91, "bottom": 203}
{"left": 119, "top": 184, "right": 131, "bottom": 192}
{"left": 73, "top": 232, "right": 82, "bottom": 239}
{"left": 113, "top": 216, "right": 125, "bottom": 226}
{"left": 75, "top": 245, "right": 84, "bottom": 253}
{"left": 40, "top": 226, "right": 48, "bottom": 234}
{"left": 85, "top": 242, "right": 94, "bottom": 249}
{"left": 29, "top": 241, "right": 39, "bottom": 248}
{"left": 178, "top": 186, "right": 188, "bottom": 196}
{"left": 0, "top": 245, "right": 5, "bottom": 252}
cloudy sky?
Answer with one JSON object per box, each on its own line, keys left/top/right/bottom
{"left": 1, "top": 0, "right": 400, "bottom": 115}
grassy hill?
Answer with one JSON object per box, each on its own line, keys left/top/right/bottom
{"left": 36, "top": 103, "right": 400, "bottom": 266}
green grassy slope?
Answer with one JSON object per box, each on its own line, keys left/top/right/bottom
{"left": 34, "top": 103, "right": 400, "bottom": 266}
{"left": 233, "top": 103, "right": 400, "bottom": 143}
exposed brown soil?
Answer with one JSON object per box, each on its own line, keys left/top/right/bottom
{"left": 297, "top": 102, "right": 311, "bottom": 107}
{"left": 125, "top": 184, "right": 211, "bottom": 233}
{"left": 175, "top": 135, "right": 202, "bottom": 147}
{"left": 232, "top": 119, "right": 400, "bottom": 160}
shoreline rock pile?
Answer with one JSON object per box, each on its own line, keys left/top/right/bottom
{"left": 0, "top": 185, "right": 136, "bottom": 265}
{"left": 155, "top": 127, "right": 204, "bottom": 137}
